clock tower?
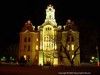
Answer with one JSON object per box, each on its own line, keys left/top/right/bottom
{"left": 45, "top": 4, "right": 56, "bottom": 23}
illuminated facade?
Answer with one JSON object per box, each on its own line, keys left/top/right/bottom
{"left": 19, "top": 5, "right": 80, "bottom": 66}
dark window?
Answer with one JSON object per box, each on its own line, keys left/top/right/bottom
{"left": 28, "top": 37, "right": 30, "bottom": 42}
{"left": 27, "top": 26, "right": 29, "bottom": 29}
{"left": 24, "top": 37, "right": 27, "bottom": 42}
{"left": 67, "top": 36, "right": 74, "bottom": 42}
{"left": 48, "top": 27, "right": 49, "bottom": 30}
{"left": 71, "top": 37, "right": 74, "bottom": 41}
{"left": 24, "top": 45, "right": 26, "bottom": 51}
{"left": 60, "top": 55, "right": 63, "bottom": 62}
{"left": 28, "top": 45, "right": 30, "bottom": 51}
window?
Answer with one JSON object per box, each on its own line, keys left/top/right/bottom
{"left": 71, "top": 44, "right": 74, "bottom": 51}
{"left": 28, "top": 37, "right": 30, "bottom": 42}
{"left": 72, "top": 55, "right": 74, "bottom": 59}
{"left": 36, "top": 38, "right": 38, "bottom": 42}
{"left": 45, "top": 27, "right": 52, "bottom": 30}
{"left": 28, "top": 45, "right": 30, "bottom": 51}
{"left": 24, "top": 45, "right": 26, "bottom": 51}
{"left": 60, "top": 55, "right": 63, "bottom": 62}
{"left": 48, "top": 27, "right": 49, "bottom": 30}
{"left": 67, "top": 45, "right": 70, "bottom": 50}
{"left": 67, "top": 34, "right": 74, "bottom": 42}
{"left": 27, "top": 26, "right": 29, "bottom": 29}
{"left": 54, "top": 52, "right": 58, "bottom": 57}
{"left": 36, "top": 45, "right": 38, "bottom": 50}
{"left": 44, "top": 37, "right": 46, "bottom": 41}
{"left": 24, "top": 37, "right": 27, "bottom": 42}
{"left": 46, "top": 28, "right": 47, "bottom": 30}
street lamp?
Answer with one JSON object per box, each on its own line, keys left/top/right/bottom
{"left": 91, "top": 56, "right": 95, "bottom": 60}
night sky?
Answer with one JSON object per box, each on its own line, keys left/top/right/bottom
{"left": 0, "top": 0, "right": 100, "bottom": 61}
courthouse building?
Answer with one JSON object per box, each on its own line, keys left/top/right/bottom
{"left": 19, "top": 5, "right": 80, "bottom": 66}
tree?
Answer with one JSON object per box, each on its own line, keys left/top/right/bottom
{"left": 6, "top": 43, "right": 19, "bottom": 62}
{"left": 18, "top": 56, "right": 27, "bottom": 66}
{"left": 61, "top": 29, "right": 80, "bottom": 67}
{"left": 61, "top": 44, "right": 80, "bottom": 67}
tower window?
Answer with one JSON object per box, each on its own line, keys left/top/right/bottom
{"left": 46, "top": 28, "right": 47, "bottom": 30}
{"left": 49, "top": 8, "right": 51, "bottom": 11}
{"left": 48, "top": 27, "right": 49, "bottom": 30}
{"left": 49, "top": 15, "right": 51, "bottom": 19}
{"left": 27, "top": 26, "right": 29, "bottom": 29}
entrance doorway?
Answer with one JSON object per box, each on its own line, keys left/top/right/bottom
{"left": 46, "top": 57, "right": 51, "bottom": 65}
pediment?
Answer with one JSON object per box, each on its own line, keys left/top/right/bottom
{"left": 39, "top": 21, "right": 57, "bottom": 28}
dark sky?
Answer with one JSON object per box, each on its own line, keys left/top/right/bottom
{"left": 0, "top": 0, "right": 100, "bottom": 58}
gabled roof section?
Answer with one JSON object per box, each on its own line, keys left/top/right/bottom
{"left": 64, "top": 19, "right": 78, "bottom": 31}
{"left": 21, "top": 20, "right": 35, "bottom": 32}
{"left": 39, "top": 20, "right": 57, "bottom": 28}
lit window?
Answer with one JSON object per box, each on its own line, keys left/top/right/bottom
{"left": 71, "top": 44, "right": 74, "bottom": 51}
{"left": 72, "top": 55, "right": 74, "bottom": 59}
{"left": 55, "top": 44, "right": 57, "bottom": 50}
{"left": 36, "top": 45, "right": 38, "bottom": 50}
{"left": 36, "top": 38, "right": 38, "bottom": 42}
{"left": 24, "top": 55, "right": 26, "bottom": 60}
{"left": 67, "top": 45, "right": 70, "bottom": 50}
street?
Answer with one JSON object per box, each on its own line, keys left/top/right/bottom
{"left": 0, "top": 65, "right": 100, "bottom": 75}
